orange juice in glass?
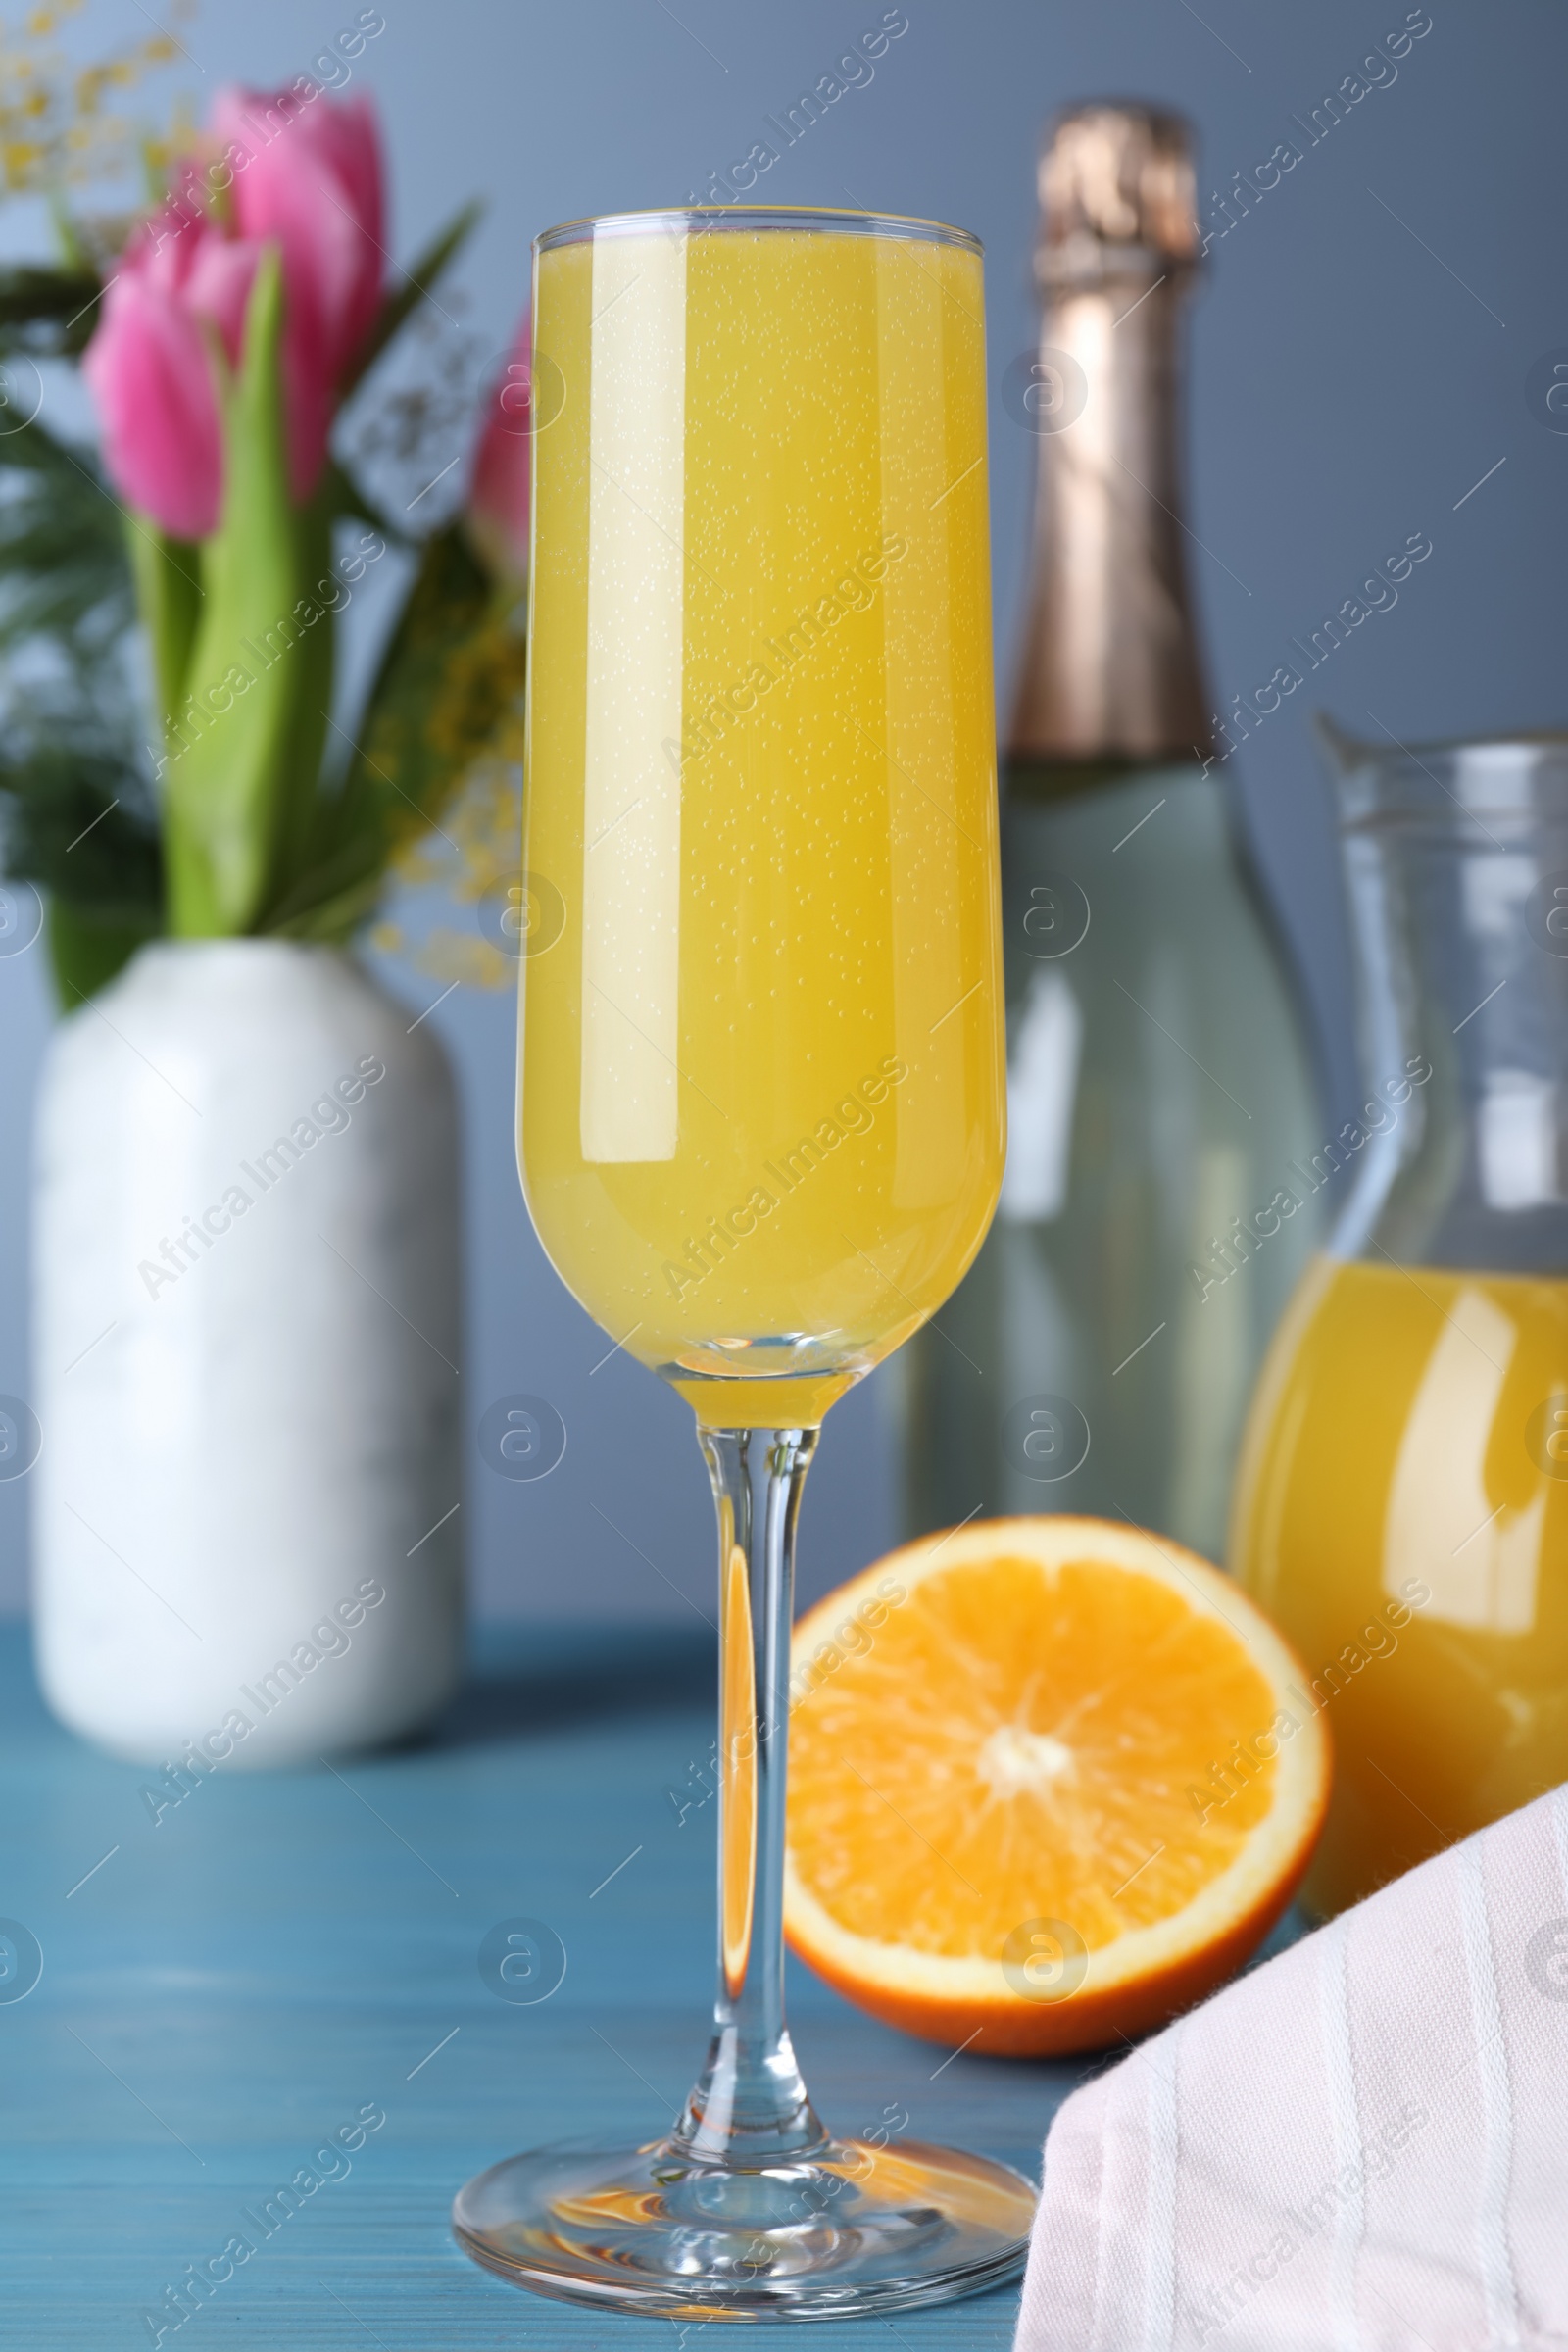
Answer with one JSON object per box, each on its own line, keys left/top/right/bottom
{"left": 518, "top": 217, "right": 1003, "bottom": 1430}
{"left": 453, "top": 207, "right": 1032, "bottom": 2323}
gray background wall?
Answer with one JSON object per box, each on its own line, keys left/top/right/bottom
{"left": 1, "top": 0, "right": 1562, "bottom": 1622}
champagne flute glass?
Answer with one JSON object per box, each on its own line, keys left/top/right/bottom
{"left": 453, "top": 203, "right": 1033, "bottom": 2321}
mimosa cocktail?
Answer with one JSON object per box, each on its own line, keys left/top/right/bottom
{"left": 454, "top": 206, "right": 1031, "bottom": 2322}
{"left": 519, "top": 222, "right": 1003, "bottom": 1427}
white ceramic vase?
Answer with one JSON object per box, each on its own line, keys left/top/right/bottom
{"left": 31, "top": 940, "right": 464, "bottom": 1767}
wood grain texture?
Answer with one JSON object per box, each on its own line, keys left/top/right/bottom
{"left": 0, "top": 1623, "right": 1099, "bottom": 2347}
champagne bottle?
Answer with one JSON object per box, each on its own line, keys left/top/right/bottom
{"left": 901, "top": 104, "right": 1323, "bottom": 1561}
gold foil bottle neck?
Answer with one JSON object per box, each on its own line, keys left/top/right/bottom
{"left": 1037, "top": 103, "right": 1200, "bottom": 287}
{"left": 1009, "top": 98, "right": 1212, "bottom": 764}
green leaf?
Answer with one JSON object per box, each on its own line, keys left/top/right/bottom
{"left": 0, "top": 742, "right": 161, "bottom": 917}
{"left": 0, "top": 262, "right": 105, "bottom": 358}
{"left": 129, "top": 527, "right": 203, "bottom": 730}
{"left": 350, "top": 521, "right": 524, "bottom": 838}
{"left": 0, "top": 413, "right": 161, "bottom": 1003}
{"left": 266, "top": 839, "right": 388, "bottom": 944}
{"left": 263, "top": 524, "right": 525, "bottom": 948}
{"left": 162, "top": 248, "right": 332, "bottom": 936}
{"left": 319, "top": 456, "right": 402, "bottom": 546}
{"left": 47, "top": 898, "right": 158, "bottom": 1004}
{"left": 342, "top": 199, "right": 483, "bottom": 396}
{"left": 0, "top": 419, "right": 134, "bottom": 660}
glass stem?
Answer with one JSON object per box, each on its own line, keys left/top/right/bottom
{"left": 673, "top": 1424, "right": 828, "bottom": 2166}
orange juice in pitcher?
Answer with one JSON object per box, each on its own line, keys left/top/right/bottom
{"left": 1231, "top": 725, "right": 1568, "bottom": 1916}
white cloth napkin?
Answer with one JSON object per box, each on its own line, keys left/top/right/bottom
{"left": 1015, "top": 1784, "right": 1568, "bottom": 2352}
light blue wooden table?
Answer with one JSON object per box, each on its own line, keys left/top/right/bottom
{"left": 0, "top": 1622, "right": 1104, "bottom": 2347}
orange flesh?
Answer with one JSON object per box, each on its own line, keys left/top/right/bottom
{"left": 788, "top": 1552, "right": 1282, "bottom": 1958}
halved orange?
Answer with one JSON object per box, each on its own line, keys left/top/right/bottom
{"left": 784, "top": 1516, "right": 1330, "bottom": 2055}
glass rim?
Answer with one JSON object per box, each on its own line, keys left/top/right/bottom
{"left": 534, "top": 203, "right": 983, "bottom": 257}
{"left": 1331, "top": 724, "right": 1568, "bottom": 763}
{"left": 1329, "top": 728, "right": 1568, "bottom": 835}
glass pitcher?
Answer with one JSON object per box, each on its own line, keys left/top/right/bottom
{"left": 1231, "top": 722, "right": 1568, "bottom": 1917}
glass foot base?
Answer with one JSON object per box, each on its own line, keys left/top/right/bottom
{"left": 453, "top": 2134, "right": 1036, "bottom": 2322}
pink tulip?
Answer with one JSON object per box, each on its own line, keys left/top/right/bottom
{"left": 212, "top": 84, "right": 384, "bottom": 495}
{"left": 84, "top": 83, "right": 385, "bottom": 535}
{"left": 84, "top": 209, "right": 240, "bottom": 539}
{"left": 184, "top": 230, "right": 264, "bottom": 365}
{"left": 466, "top": 314, "right": 533, "bottom": 581}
